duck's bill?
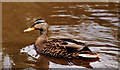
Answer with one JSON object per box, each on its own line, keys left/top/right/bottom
{"left": 24, "top": 27, "right": 35, "bottom": 32}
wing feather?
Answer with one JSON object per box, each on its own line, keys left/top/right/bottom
{"left": 43, "top": 38, "right": 88, "bottom": 51}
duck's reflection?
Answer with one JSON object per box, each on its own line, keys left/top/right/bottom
{"left": 20, "top": 44, "right": 99, "bottom": 69}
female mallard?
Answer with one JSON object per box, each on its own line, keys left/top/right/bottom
{"left": 24, "top": 19, "right": 99, "bottom": 58}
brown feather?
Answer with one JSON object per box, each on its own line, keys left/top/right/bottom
{"left": 35, "top": 38, "right": 98, "bottom": 58}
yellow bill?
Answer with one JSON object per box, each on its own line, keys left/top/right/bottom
{"left": 24, "top": 27, "right": 35, "bottom": 32}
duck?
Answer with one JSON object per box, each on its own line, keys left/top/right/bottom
{"left": 24, "top": 18, "right": 99, "bottom": 58}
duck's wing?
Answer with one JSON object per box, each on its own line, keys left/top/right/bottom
{"left": 49, "top": 38, "right": 92, "bottom": 52}
{"left": 58, "top": 38, "right": 99, "bottom": 58}
{"left": 41, "top": 38, "right": 98, "bottom": 58}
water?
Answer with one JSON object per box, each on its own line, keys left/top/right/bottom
{"left": 2, "top": 2, "right": 119, "bottom": 69}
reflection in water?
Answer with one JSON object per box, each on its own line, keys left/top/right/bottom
{"left": 20, "top": 45, "right": 99, "bottom": 68}
{"left": 2, "top": 2, "right": 119, "bottom": 69}
{"left": 3, "top": 55, "right": 12, "bottom": 68}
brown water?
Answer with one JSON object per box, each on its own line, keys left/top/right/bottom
{"left": 2, "top": 2, "right": 119, "bottom": 69}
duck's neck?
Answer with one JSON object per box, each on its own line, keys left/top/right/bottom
{"left": 35, "top": 30, "right": 48, "bottom": 49}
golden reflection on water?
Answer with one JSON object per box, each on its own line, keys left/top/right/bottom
{"left": 2, "top": 2, "right": 119, "bottom": 69}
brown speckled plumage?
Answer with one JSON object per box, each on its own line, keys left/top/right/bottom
{"left": 35, "top": 38, "right": 97, "bottom": 58}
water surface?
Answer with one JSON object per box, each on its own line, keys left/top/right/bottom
{"left": 2, "top": 2, "right": 119, "bottom": 69}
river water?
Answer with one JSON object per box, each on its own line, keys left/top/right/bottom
{"left": 2, "top": 2, "right": 119, "bottom": 69}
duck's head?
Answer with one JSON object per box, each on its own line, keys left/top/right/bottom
{"left": 24, "top": 19, "right": 48, "bottom": 33}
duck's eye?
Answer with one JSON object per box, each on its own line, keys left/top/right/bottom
{"left": 35, "top": 28, "right": 44, "bottom": 31}
{"left": 30, "top": 22, "right": 42, "bottom": 27}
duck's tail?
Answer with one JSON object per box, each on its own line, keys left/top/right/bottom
{"left": 78, "top": 53, "right": 99, "bottom": 58}
{"left": 77, "top": 46, "right": 99, "bottom": 58}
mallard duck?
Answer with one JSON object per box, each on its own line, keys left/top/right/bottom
{"left": 24, "top": 19, "right": 99, "bottom": 58}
